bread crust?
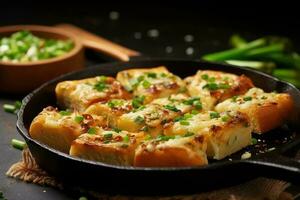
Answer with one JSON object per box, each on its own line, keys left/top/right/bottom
{"left": 134, "top": 136, "right": 208, "bottom": 167}
{"left": 55, "top": 76, "right": 131, "bottom": 112}
{"left": 215, "top": 88, "right": 294, "bottom": 134}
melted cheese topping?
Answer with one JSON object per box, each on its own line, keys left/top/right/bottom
{"left": 185, "top": 70, "right": 240, "bottom": 110}
{"left": 116, "top": 66, "right": 186, "bottom": 103}
{"left": 165, "top": 111, "right": 231, "bottom": 136}
{"left": 215, "top": 88, "right": 278, "bottom": 111}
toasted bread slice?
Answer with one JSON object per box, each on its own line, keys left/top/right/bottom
{"left": 85, "top": 99, "right": 133, "bottom": 127}
{"left": 116, "top": 66, "right": 187, "bottom": 103}
{"left": 70, "top": 129, "right": 145, "bottom": 166}
{"left": 164, "top": 111, "right": 252, "bottom": 160}
{"left": 117, "top": 94, "right": 202, "bottom": 137}
{"left": 29, "top": 106, "right": 106, "bottom": 153}
{"left": 55, "top": 76, "right": 131, "bottom": 112}
{"left": 134, "top": 134, "right": 208, "bottom": 167}
{"left": 185, "top": 70, "right": 253, "bottom": 110}
{"left": 215, "top": 88, "right": 294, "bottom": 134}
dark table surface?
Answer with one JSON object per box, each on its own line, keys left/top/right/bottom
{"left": 1, "top": 2, "right": 300, "bottom": 199}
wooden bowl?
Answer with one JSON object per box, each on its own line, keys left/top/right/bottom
{"left": 0, "top": 25, "right": 84, "bottom": 94}
{"left": 0, "top": 24, "right": 140, "bottom": 94}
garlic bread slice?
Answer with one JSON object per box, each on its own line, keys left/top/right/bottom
{"left": 215, "top": 88, "right": 294, "bottom": 134}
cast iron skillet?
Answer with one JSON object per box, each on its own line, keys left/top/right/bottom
{"left": 17, "top": 59, "right": 300, "bottom": 194}
{"left": 17, "top": 25, "right": 300, "bottom": 195}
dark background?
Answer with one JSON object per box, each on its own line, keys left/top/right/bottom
{"left": 1, "top": 1, "right": 300, "bottom": 199}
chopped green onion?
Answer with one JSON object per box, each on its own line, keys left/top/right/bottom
{"left": 132, "top": 96, "right": 145, "bottom": 109}
{"left": 59, "top": 110, "right": 71, "bottom": 116}
{"left": 208, "top": 77, "right": 216, "bottom": 82}
{"left": 201, "top": 74, "right": 209, "bottom": 80}
{"left": 134, "top": 116, "right": 145, "bottom": 124}
{"left": 183, "top": 113, "right": 193, "bottom": 120}
{"left": 163, "top": 105, "right": 180, "bottom": 112}
{"left": 0, "top": 30, "right": 74, "bottom": 63}
{"left": 142, "top": 80, "right": 151, "bottom": 89}
{"left": 232, "top": 96, "right": 238, "bottom": 102}
{"left": 218, "top": 83, "right": 230, "bottom": 89}
{"left": 180, "top": 120, "right": 190, "bottom": 126}
{"left": 123, "top": 135, "right": 129, "bottom": 143}
{"left": 221, "top": 115, "right": 229, "bottom": 122}
{"left": 160, "top": 73, "right": 167, "bottom": 77}
{"left": 147, "top": 73, "right": 157, "bottom": 78}
{"left": 103, "top": 133, "right": 113, "bottom": 140}
{"left": 11, "top": 139, "right": 26, "bottom": 150}
{"left": 3, "top": 104, "right": 16, "bottom": 113}
{"left": 202, "top": 83, "right": 219, "bottom": 91}
{"left": 87, "top": 127, "right": 97, "bottom": 135}
{"left": 183, "top": 132, "right": 195, "bottom": 137}
{"left": 112, "top": 127, "right": 122, "bottom": 133}
{"left": 94, "top": 82, "right": 107, "bottom": 92}
{"left": 14, "top": 101, "right": 22, "bottom": 109}
{"left": 210, "top": 112, "right": 220, "bottom": 119}
{"left": 108, "top": 99, "right": 124, "bottom": 108}
{"left": 157, "top": 135, "right": 175, "bottom": 141}
{"left": 142, "top": 126, "right": 149, "bottom": 132}
{"left": 137, "top": 75, "right": 145, "bottom": 82}
{"left": 74, "top": 116, "right": 84, "bottom": 123}
{"left": 251, "top": 138, "right": 258, "bottom": 145}
{"left": 145, "top": 134, "right": 152, "bottom": 140}
{"left": 191, "top": 110, "right": 199, "bottom": 115}
{"left": 193, "top": 101, "right": 203, "bottom": 110}
{"left": 183, "top": 97, "right": 201, "bottom": 105}
{"left": 98, "top": 76, "right": 107, "bottom": 82}
{"left": 243, "top": 96, "right": 252, "bottom": 101}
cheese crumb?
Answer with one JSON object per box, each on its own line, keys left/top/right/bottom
{"left": 241, "top": 152, "right": 251, "bottom": 159}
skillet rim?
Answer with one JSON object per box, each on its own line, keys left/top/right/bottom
{"left": 16, "top": 58, "right": 300, "bottom": 172}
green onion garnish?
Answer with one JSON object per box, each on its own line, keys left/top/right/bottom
{"left": 59, "top": 110, "right": 71, "bottom": 116}
{"left": 203, "top": 83, "right": 219, "bottom": 90}
{"left": 11, "top": 139, "right": 26, "bottom": 150}
{"left": 251, "top": 138, "right": 258, "bottom": 145}
{"left": 201, "top": 74, "right": 209, "bottom": 80}
{"left": 134, "top": 116, "right": 145, "bottom": 124}
{"left": 3, "top": 104, "right": 16, "bottom": 113}
{"left": 74, "top": 116, "right": 84, "bottom": 123}
{"left": 180, "top": 120, "right": 190, "bottom": 126}
{"left": 103, "top": 133, "right": 113, "bottom": 140}
{"left": 142, "top": 80, "right": 151, "bottom": 89}
{"left": 132, "top": 95, "right": 145, "bottom": 109}
{"left": 163, "top": 105, "right": 180, "bottom": 112}
{"left": 147, "top": 73, "right": 157, "bottom": 78}
{"left": 210, "top": 112, "right": 220, "bottom": 119}
{"left": 183, "top": 132, "right": 195, "bottom": 137}
{"left": 221, "top": 115, "right": 229, "bottom": 122}
{"left": 243, "top": 96, "right": 253, "bottom": 101}
{"left": 87, "top": 127, "right": 97, "bottom": 135}
{"left": 123, "top": 135, "right": 130, "bottom": 143}
{"left": 94, "top": 82, "right": 107, "bottom": 92}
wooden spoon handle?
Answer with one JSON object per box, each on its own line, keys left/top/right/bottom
{"left": 56, "top": 24, "right": 140, "bottom": 61}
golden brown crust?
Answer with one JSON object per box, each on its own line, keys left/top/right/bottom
{"left": 253, "top": 94, "right": 294, "bottom": 133}
{"left": 55, "top": 76, "right": 132, "bottom": 112}
{"left": 29, "top": 107, "right": 106, "bottom": 153}
{"left": 215, "top": 88, "right": 294, "bottom": 134}
{"left": 116, "top": 66, "right": 186, "bottom": 103}
{"left": 134, "top": 147, "right": 207, "bottom": 167}
{"left": 134, "top": 137, "right": 208, "bottom": 167}
{"left": 220, "top": 75, "right": 254, "bottom": 102}
{"left": 70, "top": 131, "right": 145, "bottom": 166}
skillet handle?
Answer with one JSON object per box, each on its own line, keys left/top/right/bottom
{"left": 245, "top": 155, "right": 300, "bottom": 183}
{"left": 56, "top": 24, "right": 140, "bottom": 62}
